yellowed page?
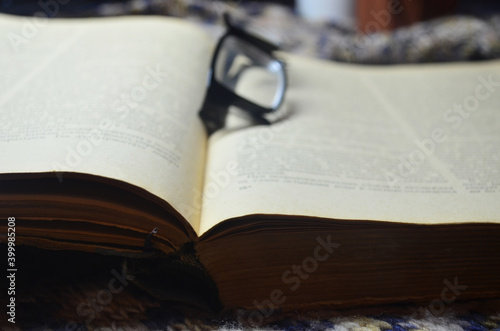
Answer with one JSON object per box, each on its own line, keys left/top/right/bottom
{"left": 0, "top": 14, "right": 211, "bottom": 232}
{"left": 200, "top": 54, "right": 500, "bottom": 233}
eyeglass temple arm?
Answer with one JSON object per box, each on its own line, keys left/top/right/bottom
{"left": 223, "top": 13, "right": 280, "bottom": 55}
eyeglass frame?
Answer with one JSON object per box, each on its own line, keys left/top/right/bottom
{"left": 199, "top": 13, "right": 287, "bottom": 136}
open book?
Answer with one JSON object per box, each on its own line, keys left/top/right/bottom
{"left": 1, "top": 13, "right": 499, "bottom": 316}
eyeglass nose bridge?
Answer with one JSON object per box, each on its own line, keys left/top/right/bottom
{"left": 200, "top": 78, "right": 279, "bottom": 135}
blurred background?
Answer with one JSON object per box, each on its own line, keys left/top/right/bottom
{"left": 1, "top": 0, "right": 500, "bottom": 63}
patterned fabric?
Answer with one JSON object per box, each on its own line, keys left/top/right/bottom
{"left": 16, "top": 300, "right": 500, "bottom": 330}
{"left": 323, "top": 15, "right": 500, "bottom": 64}
{"left": 150, "top": 311, "right": 500, "bottom": 330}
{"left": 12, "top": 276, "right": 500, "bottom": 330}
{"left": 91, "top": 0, "right": 500, "bottom": 64}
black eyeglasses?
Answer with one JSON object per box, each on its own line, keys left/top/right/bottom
{"left": 199, "top": 13, "right": 287, "bottom": 136}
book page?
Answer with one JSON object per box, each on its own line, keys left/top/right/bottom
{"left": 199, "top": 54, "right": 500, "bottom": 234}
{"left": 0, "top": 14, "right": 212, "bottom": 233}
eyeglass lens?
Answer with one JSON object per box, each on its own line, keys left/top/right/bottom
{"left": 214, "top": 35, "right": 283, "bottom": 109}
